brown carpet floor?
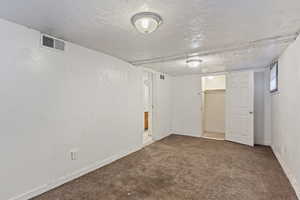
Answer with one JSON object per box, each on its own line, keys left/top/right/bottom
{"left": 32, "top": 135, "right": 298, "bottom": 200}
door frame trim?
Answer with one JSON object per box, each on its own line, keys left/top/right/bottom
{"left": 200, "top": 72, "right": 228, "bottom": 138}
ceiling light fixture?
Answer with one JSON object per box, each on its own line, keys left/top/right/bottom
{"left": 186, "top": 57, "right": 202, "bottom": 68}
{"left": 131, "top": 12, "right": 163, "bottom": 34}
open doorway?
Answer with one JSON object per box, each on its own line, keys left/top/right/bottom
{"left": 143, "top": 70, "right": 154, "bottom": 145}
{"left": 201, "top": 75, "right": 226, "bottom": 140}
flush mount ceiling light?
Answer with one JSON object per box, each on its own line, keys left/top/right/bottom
{"left": 131, "top": 12, "right": 163, "bottom": 34}
{"left": 186, "top": 57, "right": 203, "bottom": 68}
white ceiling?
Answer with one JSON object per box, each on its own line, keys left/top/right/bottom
{"left": 141, "top": 41, "right": 291, "bottom": 75}
{"left": 0, "top": 0, "right": 300, "bottom": 75}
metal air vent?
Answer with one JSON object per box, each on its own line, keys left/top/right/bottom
{"left": 41, "top": 34, "right": 65, "bottom": 51}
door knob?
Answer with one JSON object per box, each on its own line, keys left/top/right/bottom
{"left": 249, "top": 111, "right": 253, "bottom": 114}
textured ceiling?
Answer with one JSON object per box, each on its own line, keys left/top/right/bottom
{"left": 0, "top": 0, "right": 300, "bottom": 75}
{"left": 142, "top": 42, "right": 290, "bottom": 76}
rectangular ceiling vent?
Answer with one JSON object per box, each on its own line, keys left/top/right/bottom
{"left": 41, "top": 34, "right": 65, "bottom": 51}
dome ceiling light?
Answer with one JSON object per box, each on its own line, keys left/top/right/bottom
{"left": 186, "top": 56, "right": 203, "bottom": 68}
{"left": 131, "top": 12, "right": 163, "bottom": 34}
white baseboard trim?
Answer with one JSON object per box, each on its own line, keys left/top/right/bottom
{"left": 204, "top": 130, "right": 224, "bottom": 134}
{"left": 201, "top": 136, "right": 224, "bottom": 141}
{"left": 143, "top": 138, "right": 155, "bottom": 147}
{"left": 172, "top": 132, "right": 201, "bottom": 138}
{"left": 153, "top": 133, "right": 172, "bottom": 141}
{"left": 254, "top": 139, "right": 271, "bottom": 146}
{"left": 271, "top": 146, "right": 300, "bottom": 199}
{"left": 9, "top": 145, "right": 143, "bottom": 200}
{"left": 263, "top": 140, "right": 271, "bottom": 146}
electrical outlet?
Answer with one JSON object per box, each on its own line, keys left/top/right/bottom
{"left": 70, "top": 149, "right": 79, "bottom": 161}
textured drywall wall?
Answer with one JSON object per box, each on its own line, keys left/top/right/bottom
{"left": 254, "top": 71, "right": 265, "bottom": 144}
{"left": 153, "top": 73, "right": 173, "bottom": 140}
{"left": 253, "top": 70, "right": 271, "bottom": 146}
{"left": 143, "top": 71, "right": 151, "bottom": 112}
{"left": 0, "top": 18, "right": 145, "bottom": 200}
{"left": 264, "top": 69, "right": 272, "bottom": 146}
{"left": 171, "top": 76, "right": 202, "bottom": 137}
{"left": 271, "top": 36, "right": 300, "bottom": 197}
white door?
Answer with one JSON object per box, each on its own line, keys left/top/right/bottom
{"left": 226, "top": 71, "right": 254, "bottom": 146}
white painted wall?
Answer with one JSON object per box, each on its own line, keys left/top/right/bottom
{"left": 254, "top": 71, "right": 264, "bottom": 144}
{"left": 256, "top": 70, "right": 272, "bottom": 146}
{"left": 271, "top": 36, "right": 300, "bottom": 197}
{"left": 0, "top": 19, "right": 172, "bottom": 200}
{"left": 153, "top": 74, "right": 173, "bottom": 140}
{"left": 264, "top": 69, "right": 272, "bottom": 146}
{"left": 171, "top": 76, "right": 202, "bottom": 137}
{"left": 143, "top": 71, "right": 150, "bottom": 112}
